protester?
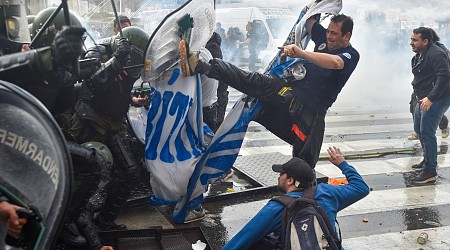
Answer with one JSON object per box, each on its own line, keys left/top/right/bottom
{"left": 114, "top": 15, "right": 131, "bottom": 35}
{"left": 408, "top": 28, "right": 450, "bottom": 141}
{"left": 409, "top": 27, "right": 450, "bottom": 183}
{"left": 180, "top": 14, "right": 359, "bottom": 168}
{"left": 222, "top": 146, "right": 370, "bottom": 249}
{"left": 237, "top": 21, "right": 261, "bottom": 71}
{"left": 202, "top": 32, "right": 226, "bottom": 132}
{"left": 214, "top": 22, "right": 226, "bottom": 46}
{"left": 224, "top": 26, "right": 244, "bottom": 64}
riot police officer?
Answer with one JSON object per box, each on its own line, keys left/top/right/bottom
{"left": 0, "top": 4, "right": 113, "bottom": 248}
{"left": 26, "top": 7, "right": 116, "bottom": 249}
{"left": 69, "top": 26, "right": 150, "bottom": 230}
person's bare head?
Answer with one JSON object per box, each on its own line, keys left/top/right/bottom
{"left": 410, "top": 27, "right": 432, "bottom": 54}
{"left": 326, "top": 14, "right": 353, "bottom": 50}
{"left": 114, "top": 15, "right": 131, "bottom": 34}
{"left": 246, "top": 21, "right": 253, "bottom": 31}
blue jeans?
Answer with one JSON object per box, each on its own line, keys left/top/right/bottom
{"left": 414, "top": 97, "right": 450, "bottom": 174}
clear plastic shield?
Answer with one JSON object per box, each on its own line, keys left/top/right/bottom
{"left": 142, "top": 0, "right": 215, "bottom": 81}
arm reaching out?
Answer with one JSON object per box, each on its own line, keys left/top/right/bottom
{"left": 325, "top": 146, "right": 370, "bottom": 211}
{"left": 327, "top": 146, "right": 345, "bottom": 166}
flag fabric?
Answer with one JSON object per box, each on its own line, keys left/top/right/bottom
{"left": 145, "top": 0, "right": 342, "bottom": 223}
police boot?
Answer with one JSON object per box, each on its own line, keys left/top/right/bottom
{"left": 60, "top": 222, "right": 87, "bottom": 246}
{"left": 94, "top": 179, "right": 131, "bottom": 231}
{"left": 77, "top": 207, "right": 103, "bottom": 249}
{"left": 94, "top": 213, "right": 127, "bottom": 231}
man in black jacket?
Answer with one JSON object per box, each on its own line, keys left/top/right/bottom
{"left": 408, "top": 28, "right": 450, "bottom": 140}
{"left": 409, "top": 27, "right": 450, "bottom": 184}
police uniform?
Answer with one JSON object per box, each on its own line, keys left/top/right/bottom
{"left": 69, "top": 27, "right": 149, "bottom": 230}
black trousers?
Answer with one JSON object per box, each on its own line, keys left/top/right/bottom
{"left": 207, "top": 59, "right": 325, "bottom": 168}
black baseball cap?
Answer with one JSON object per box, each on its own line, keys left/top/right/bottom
{"left": 272, "top": 157, "right": 316, "bottom": 188}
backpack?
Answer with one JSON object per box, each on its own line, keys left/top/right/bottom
{"left": 271, "top": 187, "right": 342, "bottom": 250}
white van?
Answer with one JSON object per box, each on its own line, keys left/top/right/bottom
{"left": 216, "top": 7, "right": 297, "bottom": 69}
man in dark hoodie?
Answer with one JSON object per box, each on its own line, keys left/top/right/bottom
{"left": 409, "top": 27, "right": 450, "bottom": 184}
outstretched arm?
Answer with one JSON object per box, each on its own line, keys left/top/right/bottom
{"left": 327, "top": 146, "right": 370, "bottom": 211}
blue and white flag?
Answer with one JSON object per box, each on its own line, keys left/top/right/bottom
{"left": 144, "top": 0, "right": 342, "bottom": 223}
{"left": 144, "top": 66, "right": 262, "bottom": 222}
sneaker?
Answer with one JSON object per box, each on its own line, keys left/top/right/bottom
{"left": 412, "top": 160, "right": 425, "bottom": 170}
{"left": 184, "top": 207, "right": 205, "bottom": 224}
{"left": 407, "top": 133, "right": 418, "bottom": 140}
{"left": 60, "top": 222, "right": 87, "bottom": 246}
{"left": 442, "top": 127, "right": 449, "bottom": 139}
{"left": 179, "top": 39, "right": 199, "bottom": 77}
{"left": 411, "top": 171, "right": 437, "bottom": 184}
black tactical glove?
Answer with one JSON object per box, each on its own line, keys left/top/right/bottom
{"left": 113, "top": 38, "right": 132, "bottom": 64}
{"left": 52, "top": 26, "right": 86, "bottom": 66}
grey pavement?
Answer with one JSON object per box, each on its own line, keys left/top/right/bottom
{"left": 116, "top": 88, "right": 450, "bottom": 250}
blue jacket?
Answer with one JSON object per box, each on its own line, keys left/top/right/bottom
{"left": 222, "top": 161, "right": 370, "bottom": 250}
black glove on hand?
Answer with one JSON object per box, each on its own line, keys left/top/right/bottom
{"left": 52, "top": 26, "right": 86, "bottom": 66}
{"left": 114, "top": 38, "right": 132, "bottom": 64}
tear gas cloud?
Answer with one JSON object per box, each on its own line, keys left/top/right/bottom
{"left": 330, "top": 0, "right": 450, "bottom": 110}
{"left": 33, "top": 0, "right": 449, "bottom": 112}
{"left": 218, "top": 0, "right": 450, "bottom": 110}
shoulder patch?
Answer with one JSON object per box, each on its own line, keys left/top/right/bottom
{"left": 343, "top": 53, "right": 351, "bottom": 59}
{"left": 318, "top": 43, "right": 326, "bottom": 50}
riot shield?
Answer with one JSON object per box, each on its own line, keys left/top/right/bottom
{"left": 142, "top": 0, "right": 215, "bottom": 81}
{"left": 0, "top": 80, "right": 72, "bottom": 249}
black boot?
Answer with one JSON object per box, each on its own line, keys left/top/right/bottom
{"left": 77, "top": 207, "right": 103, "bottom": 249}
{"left": 94, "top": 214, "right": 127, "bottom": 230}
{"left": 59, "top": 222, "right": 87, "bottom": 246}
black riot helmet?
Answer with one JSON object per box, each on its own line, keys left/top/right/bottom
{"left": 31, "top": 7, "right": 82, "bottom": 48}
{"left": 0, "top": 0, "right": 30, "bottom": 42}
{"left": 0, "top": 80, "right": 72, "bottom": 249}
{"left": 112, "top": 26, "right": 150, "bottom": 77}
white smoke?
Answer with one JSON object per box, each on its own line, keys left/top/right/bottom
{"left": 331, "top": 0, "right": 450, "bottom": 110}
{"left": 32, "top": 0, "right": 450, "bottom": 111}
{"left": 215, "top": 0, "right": 449, "bottom": 110}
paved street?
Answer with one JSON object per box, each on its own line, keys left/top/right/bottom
{"left": 117, "top": 87, "right": 450, "bottom": 249}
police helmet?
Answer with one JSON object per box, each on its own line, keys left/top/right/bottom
{"left": 81, "top": 141, "right": 113, "bottom": 181}
{"left": 27, "top": 15, "right": 35, "bottom": 25}
{"left": 0, "top": 0, "right": 30, "bottom": 42}
{"left": 81, "top": 141, "right": 113, "bottom": 169}
{"left": 113, "top": 26, "right": 149, "bottom": 65}
{"left": 112, "top": 26, "right": 149, "bottom": 78}
{"left": 31, "top": 7, "right": 82, "bottom": 48}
